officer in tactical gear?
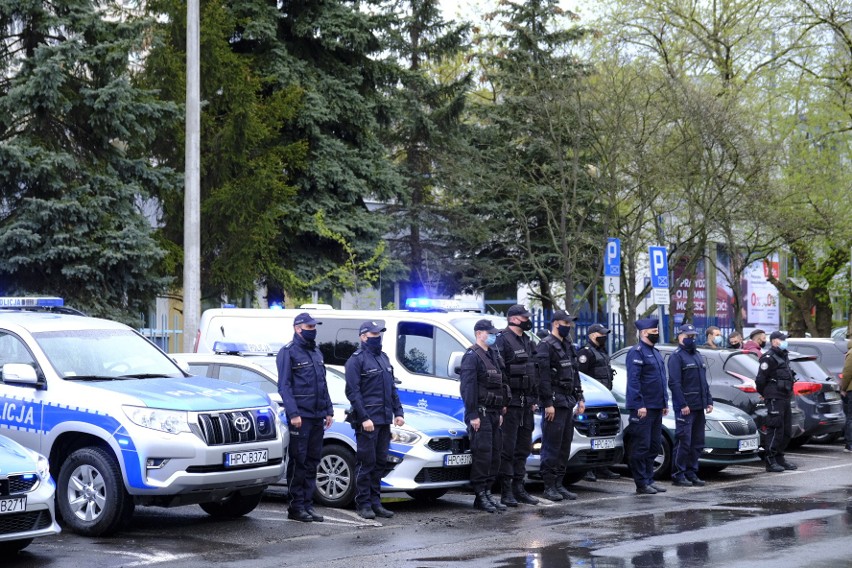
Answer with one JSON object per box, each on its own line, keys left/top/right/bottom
{"left": 536, "top": 310, "right": 584, "bottom": 502}
{"left": 577, "top": 323, "right": 620, "bottom": 481}
{"left": 494, "top": 305, "right": 540, "bottom": 507}
{"left": 344, "top": 321, "right": 405, "bottom": 519}
{"left": 755, "top": 331, "right": 798, "bottom": 473}
{"left": 460, "top": 319, "right": 510, "bottom": 513}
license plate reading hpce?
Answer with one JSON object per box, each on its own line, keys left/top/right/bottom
{"left": 224, "top": 449, "right": 268, "bottom": 467}
{"left": 0, "top": 496, "right": 26, "bottom": 515}
{"left": 591, "top": 438, "right": 616, "bottom": 450}
{"left": 739, "top": 438, "right": 759, "bottom": 452}
{"left": 444, "top": 453, "right": 473, "bottom": 467}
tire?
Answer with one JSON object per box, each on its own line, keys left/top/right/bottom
{"left": 0, "top": 539, "right": 33, "bottom": 554}
{"left": 406, "top": 488, "right": 449, "bottom": 503}
{"left": 314, "top": 444, "right": 357, "bottom": 508}
{"left": 57, "top": 446, "right": 134, "bottom": 537}
{"left": 809, "top": 432, "right": 840, "bottom": 445}
{"left": 199, "top": 491, "right": 263, "bottom": 518}
{"left": 652, "top": 436, "right": 673, "bottom": 480}
{"left": 785, "top": 435, "right": 812, "bottom": 449}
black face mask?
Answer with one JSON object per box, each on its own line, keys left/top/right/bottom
{"left": 365, "top": 336, "right": 382, "bottom": 352}
{"left": 647, "top": 333, "right": 660, "bottom": 344}
{"left": 728, "top": 341, "right": 742, "bottom": 349}
{"left": 557, "top": 325, "right": 572, "bottom": 340}
{"left": 510, "top": 320, "right": 533, "bottom": 332}
{"left": 594, "top": 336, "right": 607, "bottom": 348}
{"left": 300, "top": 329, "right": 317, "bottom": 343}
{"left": 757, "top": 339, "right": 766, "bottom": 348}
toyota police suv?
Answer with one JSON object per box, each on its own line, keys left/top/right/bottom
{"left": 0, "top": 298, "right": 287, "bottom": 536}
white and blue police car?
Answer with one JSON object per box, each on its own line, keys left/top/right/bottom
{"left": 0, "top": 298, "right": 287, "bottom": 536}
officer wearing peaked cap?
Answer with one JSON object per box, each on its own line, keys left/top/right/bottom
{"left": 755, "top": 331, "right": 797, "bottom": 473}
{"left": 626, "top": 317, "right": 669, "bottom": 495}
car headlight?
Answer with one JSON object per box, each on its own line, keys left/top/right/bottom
{"left": 390, "top": 426, "right": 421, "bottom": 445}
{"left": 123, "top": 405, "right": 191, "bottom": 434}
{"left": 705, "top": 420, "right": 724, "bottom": 434}
{"left": 35, "top": 453, "right": 50, "bottom": 481}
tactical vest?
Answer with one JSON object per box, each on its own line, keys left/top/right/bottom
{"left": 543, "top": 335, "right": 577, "bottom": 392}
{"left": 500, "top": 330, "right": 537, "bottom": 392}
{"left": 585, "top": 343, "right": 613, "bottom": 387}
{"left": 472, "top": 346, "right": 505, "bottom": 407}
{"left": 768, "top": 351, "right": 795, "bottom": 395}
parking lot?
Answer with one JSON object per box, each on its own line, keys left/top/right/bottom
{"left": 9, "top": 442, "right": 852, "bottom": 568}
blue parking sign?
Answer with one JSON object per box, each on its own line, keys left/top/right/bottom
{"left": 605, "top": 238, "right": 621, "bottom": 277}
{"left": 649, "top": 246, "right": 669, "bottom": 288}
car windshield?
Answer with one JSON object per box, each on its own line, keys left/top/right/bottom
{"left": 35, "top": 329, "right": 184, "bottom": 380}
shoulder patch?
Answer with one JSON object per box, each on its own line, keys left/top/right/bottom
{"left": 578, "top": 355, "right": 588, "bottom": 364}
{"left": 760, "top": 362, "right": 769, "bottom": 370}
{"left": 283, "top": 341, "right": 293, "bottom": 349}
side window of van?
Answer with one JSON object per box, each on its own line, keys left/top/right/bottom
{"left": 397, "top": 322, "right": 466, "bottom": 379}
{"left": 316, "top": 319, "right": 377, "bottom": 366}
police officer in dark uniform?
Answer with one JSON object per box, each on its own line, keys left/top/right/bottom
{"left": 626, "top": 317, "right": 669, "bottom": 495}
{"left": 277, "top": 312, "right": 334, "bottom": 523}
{"left": 536, "top": 310, "right": 584, "bottom": 502}
{"left": 494, "top": 305, "right": 539, "bottom": 507}
{"left": 667, "top": 323, "right": 713, "bottom": 487}
{"left": 755, "top": 331, "right": 798, "bottom": 473}
{"left": 460, "top": 319, "right": 510, "bottom": 513}
{"left": 577, "top": 323, "right": 620, "bottom": 481}
{"left": 344, "top": 321, "right": 405, "bottom": 519}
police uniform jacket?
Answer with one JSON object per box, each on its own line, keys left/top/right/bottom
{"left": 755, "top": 347, "right": 795, "bottom": 400}
{"left": 625, "top": 341, "right": 668, "bottom": 410}
{"left": 459, "top": 345, "right": 509, "bottom": 422}
{"left": 276, "top": 332, "right": 333, "bottom": 420}
{"left": 536, "top": 334, "right": 584, "bottom": 409}
{"left": 577, "top": 342, "right": 614, "bottom": 390}
{"left": 495, "top": 329, "right": 538, "bottom": 405}
{"left": 344, "top": 344, "right": 403, "bottom": 425}
{"left": 667, "top": 346, "right": 711, "bottom": 411}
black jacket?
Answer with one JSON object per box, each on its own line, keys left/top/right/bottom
{"left": 756, "top": 347, "right": 795, "bottom": 400}
{"left": 344, "top": 343, "right": 403, "bottom": 425}
{"left": 536, "top": 334, "right": 584, "bottom": 409}
{"left": 276, "top": 333, "right": 333, "bottom": 419}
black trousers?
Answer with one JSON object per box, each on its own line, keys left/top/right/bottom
{"left": 286, "top": 417, "right": 325, "bottom": 511}
{"left": 498, "top": 403, "right": 534, "bottom": 481}
{"left": 468, "top": 410, "right": 502, "bottom": 493}
{"left": 628, "top": 409, "right": 663, "bottom": 488}
{"left": 765, "top": 397, "right": 792, "bottom": 460}
{"left": 539, "top": 407, "right": 575, "bottom": 484}
{"left": 354, "top": 424, "right": 390, "bottom": 509}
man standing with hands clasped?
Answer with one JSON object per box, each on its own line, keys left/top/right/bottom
{"left": 667, "top": 324, "right": 713, "bottom": 487}
{"left": 344, "top": 321, "right": 404, "bottom": 520}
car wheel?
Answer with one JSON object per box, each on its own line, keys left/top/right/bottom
{"left": 652, "top": 436, "right": 673, "bottom": 480}
{"left": 199, "top": 491, "right": 263, "bottom": 517}
{"left": 0, "top": 539, "right": 33, "bottom": 554}
{"left": 57, "top": 446, "right": 134, "bottom": 536}
{"left": 315, "top": 444, "right": 357, "bottom": 508}
{"left": 809, "top": 432, "right": 840, "bottom": 444}
{"left": 785, "top": 435, "right": 812, "bottom": 449}
{"left": 406, "top": 488, "right": 449, "bottom": 503}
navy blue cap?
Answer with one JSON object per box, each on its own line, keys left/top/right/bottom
{"left": 474, "top": 319, "right": 500, "bottom": 333}
{"left": 507, "top": 304, "right": 531, "bottom": 318}
{"left": 552, "top": 310, "right": 578, "bottom": 323}
{"left": 294, "top": 312, "right": 320, "bottom": 326}
{"left": 635, "top": 317, "right": 659, "bottom": 331}
{"left": 358, "top": 321, "right": 386, "bottom": 335}
{"left": 677, "top": 323, "right": 697, "bottom": 335}
{"left": 769, "top": 330, "right": 787, "bottom": 341}
{"left": 588, "top": 323, "right": 610, "bottom": 335}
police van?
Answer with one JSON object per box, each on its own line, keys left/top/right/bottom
{"left": 195, "top": 300, "right": 623, "bottom": 482}
{"left": 0, "top": 298, "right": 287, "bottom": 536}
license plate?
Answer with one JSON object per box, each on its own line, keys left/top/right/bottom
{"left": 0, "top": 496, "right": 26, "bottom": 515}
{"left": 224, "top": 449, "right": 268, "bottom": 467}
{"left": 738, "top": 438, "right": 759, "bottom": 452}
{"left": 591, "top": 438, "right": 616, "bottom": 450}
{"left": 444, "top": 453, "right": 472, "bottom": 467}
{"left": 824, "top": 391, "right": 840, "bottom": 401}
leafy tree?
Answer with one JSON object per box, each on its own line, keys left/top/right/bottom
{"left": 0, "top": 0, "right": 177, "bottom": 322}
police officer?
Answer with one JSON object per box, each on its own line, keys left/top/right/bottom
{"left": 755, "top": 331, "right": 798, "bottom": 473}
{"left": 494, "top": 305, "right": 539, "bottom": 507}
{"left": 460, "top": 319, "right": 510, "bottom": 513}
{"left": 536, "top": 310, "right": 584, "bottom": 502}
{"left": 344, "top": 321, "right": 404, "bottom": 519}
{"left": 626, "top": 317, "right": 669, "bottom": 495}
{"left": 277, "top": 312, "right": 334, "bottom": 522}
{"left": 577, "top": 323, "right": 620, "bottom": 481}
{"left": 667, "top": 323, "right": 713, "bottom": 487}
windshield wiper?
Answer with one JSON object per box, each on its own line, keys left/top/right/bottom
{"left": 118, "top": 373, "right": 178, "bottom": 379}
{"left": 63, "top": 375, "right": 122, "bottom": 381}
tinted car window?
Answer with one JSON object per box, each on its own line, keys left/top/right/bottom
{"left": 315, "top": 319, "right": 376, "bottom": 366}
{"left": 188, "top": 363, "right": 212, "bottom": 377}
{"left": 722, "top": 353, "right": 760, "bottom": 380}
{"left": 789, "top": 359, "right": 830, "bottom": 381}
{"left": 218, "top": 364, "right": 278, "bottom": 395}
{"left": 397, "top": 321, "right": 467, "bottom": 378}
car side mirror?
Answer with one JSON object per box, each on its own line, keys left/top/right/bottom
{"left": 2, "top": 363, "right": 40, "bottom": 387}
{"left": 448, "top": 351, "right": 465, "bottom": 379}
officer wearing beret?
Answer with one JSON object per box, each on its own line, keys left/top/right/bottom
{"left": 667, "top": 323, "right": 713, "bottom": 487}
{"left": 344, "top": 321, "right": 404, "bottom": 519}
{"left": 460, "top": 319, "right": 510, "bottom": 513}
{"left": 755, "top": 331, "right": 797, "bottom": 473}
{"left": 626, "top": 317, "right": 669, "bottom": 495}
{"left": 494, "top": 305, "right": 539, "bottom": 507}
{"left": 277, "top": 312, "right": 334, "bottom": 522}
{"left": 536, "top": 310, "right": 584, "bottom": 502}
{"left": 577, "top": 323, "right": 620, "bottom": 481}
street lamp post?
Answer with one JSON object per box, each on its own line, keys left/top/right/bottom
{"left": 182, "top": 0, "right": 201, "bottom": 351}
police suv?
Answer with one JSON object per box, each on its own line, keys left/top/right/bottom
{"left": 0, "top": 298, "right": 287, "bottom": 536}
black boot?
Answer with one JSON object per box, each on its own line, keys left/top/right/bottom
{"left": 485, "top": 490, "right": 507, "bottom": 511}
{"left": 500, "top": 478, "right": 519, "bottom": 507}
{"left": 556, "top": 476, "right": 578, "bottom": 500}
{"left": 513, "top": 480, "right": 539, "bottom": 505}
{"left": 473, "top": 491, "right": 497, "bottom": 513}
{"left": 583, "top": 469, "right": 597, "bottom": 482}
{"left": 777, "top": 455, "right": 797, "bottom": 470}
{"left": 542, "top": 479, "right": 563, "bottom": 502}
{"left": 765, "top": 457, "right": 784, "bottom": 473}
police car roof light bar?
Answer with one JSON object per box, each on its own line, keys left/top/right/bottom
{"left": 404, "top": 298, "right": 484, "bottom": 313}
{"left": 0, "top": 296, "right": 65, "bottom": 308}
{"left": 212, "top": 341, "right": 283, "bottom": 356}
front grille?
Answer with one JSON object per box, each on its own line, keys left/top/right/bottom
{"left": 0, "top": 510, "right": 52, "bottom": 535}
{"left": 427, "top": 437, "right": 470, "bottom": 453}
{"left": 571, "top": 448, "right": 622, "bottom": 466}
{"left": 195, "top": 409, "right": 277, "bottom": 446}
{"left": 185, "top": 457, "right": 284, "bottom": 474}
{"left": 574, "top": 406, "right": 621, "bottom": 437}
{"left": 0, "top": 475, "right": 39, "bottom": 496}
{"left": 414, "top": 466, "right": 472, "bottom": 483}
{"left": 706, "top": 447, "right": 758, "bottom": 457}
{"left": 720, "top": 420, "right": 757, "bottom": 436}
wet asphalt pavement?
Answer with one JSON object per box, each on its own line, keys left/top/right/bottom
{"left": 9, "top": 442, "right": 852, "bottom": 568}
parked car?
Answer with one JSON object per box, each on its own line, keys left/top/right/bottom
{"left": 172, "top": 352, "right": 473, "bottom": 507}
{"left": 610, "top": 362, "right": 761, "bottom": 478}
{"left": 0, "top": 435, "right": 60, "bottom": 553}
{"left": 612, "top": 346, "right": 806, "bottom": 449}
{"left": 784, "top": 338, "right": 848, "bottom": 382}
{"left": 785, "top": 353, "right": 845, "bottom": 446}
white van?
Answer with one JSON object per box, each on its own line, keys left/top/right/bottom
{"left": 195, "top": 303, "right": 623, "bottom": 482}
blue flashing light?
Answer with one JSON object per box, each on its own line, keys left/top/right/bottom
{"left": 0, "top": 296, "right": 64, "bottom": 308}
{"left": 22, "top": 474, "right": 36, "bottom": 480}
{"left": 575, "top": 414, "right": 587, "bottom": 421}
{"left": 213, "top": 341, "right": 284, "bottom": 355}
{"left": 222, "top": 303, "right": 236, "bottom": 308}
{"left": 404, "top": 297, "right": 483, "bottom": 313}
{"left": 118, "top": 438, "right": 130, "bottom": 446}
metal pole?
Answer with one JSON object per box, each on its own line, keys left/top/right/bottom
{"left": 182, "top": 0, "right": 201, "bottom": 351}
